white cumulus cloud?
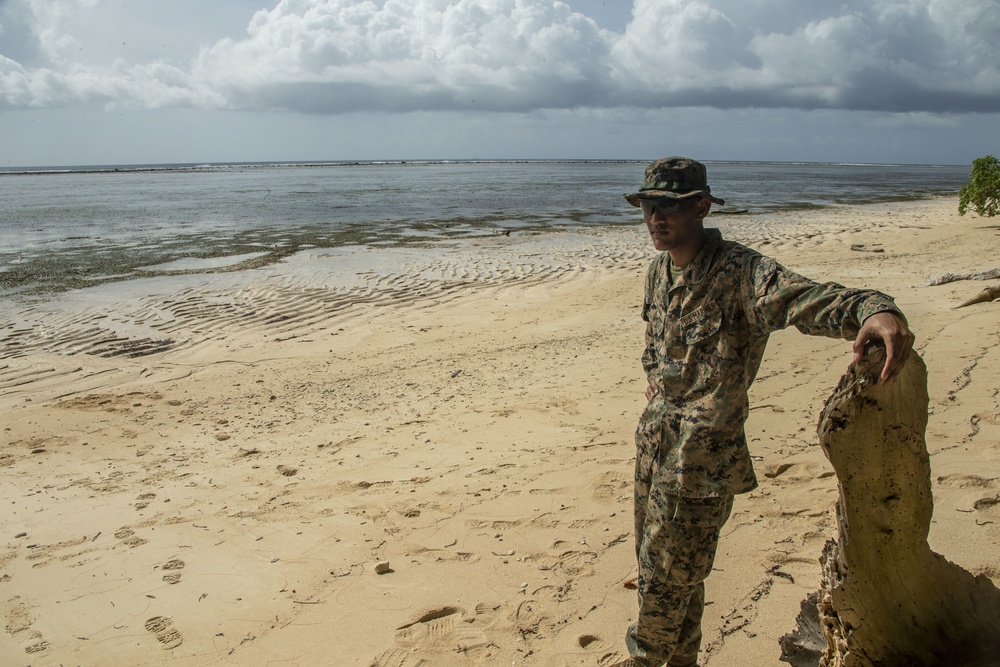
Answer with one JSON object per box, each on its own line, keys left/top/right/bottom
{"left": 191, "top": 0, "right": 613, "bottom": 112}
{"left": 1, "top": 0, "right": 997, "bottom": 114}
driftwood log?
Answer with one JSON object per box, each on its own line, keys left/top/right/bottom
{"left": 927, "top": 267, "right": 1000, "bottom": 286}
{"left": 957, "top": 284, "right": 1000, "bottom": 309}
{"left": 780, "top": 346, "right": 1000, "bottom": 667}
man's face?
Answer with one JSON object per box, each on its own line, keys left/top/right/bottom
{"left": 641, "top": 197, "right": 709, "bottom": 253}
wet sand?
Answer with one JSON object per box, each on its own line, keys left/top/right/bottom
{"left": 1, "top": 197, "right": 999, "bottom": 666}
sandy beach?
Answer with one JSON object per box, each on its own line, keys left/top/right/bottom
{"left": 2, "top": 197, "right": 999, "bottom": 666}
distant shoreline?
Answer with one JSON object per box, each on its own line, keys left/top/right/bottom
{"left": 3, "top": 159, "right": 643, "bottom": 176}
{"left": 0, "top": 158, "right": 968, "bottom": 176}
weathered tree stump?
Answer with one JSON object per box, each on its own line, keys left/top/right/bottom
{"left": 780, "top": 346, "right": 1000, "bottom": 667}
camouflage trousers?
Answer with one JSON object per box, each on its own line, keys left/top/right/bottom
{"left": 627, "top": 418, "right": 734, "bottom": 666}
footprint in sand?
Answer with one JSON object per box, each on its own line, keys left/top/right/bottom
{"left": 5, "top": 597, "right": 50, "bottom": 656}
{"left": 598, "top": 651, "right": 631, "bottom": 666}
{"left": 5, "top": 596, "right": 32, "bottom": 636}
{"left": 395, "top": 606, "right": 463, "bottom": 640}
{"left": 578, "top": 633, "right": 621, "bottom": 664}
{"left": 134, "top": 492, "right": 156, "bottom": 510}
{"left": 160, "top": 559, "right": 185, "bottom": 584}
{"left": 24, "top": 635, "right": 50, "bottom": 655}
{"left": 936, "top": 473, "right": 997, "bottom": 489}
{"left": 371, "top": 606, "right": 491, "bottom": 666}
{"left": 591, "top": 472, "right": 631, "bottom": 502}
{"left": 145, "top": 615, "right": 183, "bottom": 649}
{"left": 114, "top": 526, "right": 148, "bottom": 548}
{"left": 974, "top": 495, "right": 1000, "bottom": 511}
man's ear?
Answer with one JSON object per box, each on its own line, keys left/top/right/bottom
{"left": 695, "top": 196, "right": 712, "bottom": 220}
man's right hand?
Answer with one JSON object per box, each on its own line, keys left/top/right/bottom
{"left": 853, "top": 311, "right": 914, "bottom": 383}
{"left": 645, "top": 383, "right": 660, "bottom": 401}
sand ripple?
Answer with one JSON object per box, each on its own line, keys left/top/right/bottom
{"left": 0, "top": 205, "right": 918, "bottom": 400}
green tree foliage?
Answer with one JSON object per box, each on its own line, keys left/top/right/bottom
{"left": 959, "top": 155, "right": 1000, "bottom": 217}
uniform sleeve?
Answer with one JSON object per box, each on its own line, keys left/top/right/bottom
{"left": 743, "top": 255, "right": 901, "bottom": 341}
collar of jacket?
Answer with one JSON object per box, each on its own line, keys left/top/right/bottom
{"left": 674, "top": 227, "right": 724, "bottom": 286}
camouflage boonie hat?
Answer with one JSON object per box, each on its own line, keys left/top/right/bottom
{"left": 624, "top": 156, "right": 725, "bottom": 207}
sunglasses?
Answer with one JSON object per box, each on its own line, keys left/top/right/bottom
{"left": 639, "top": 199, "right": 685, "bottom": 219}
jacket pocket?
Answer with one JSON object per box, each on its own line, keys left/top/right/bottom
{"left": 680, "top": 301, "right": 722, "bottom": 345}
{"left": 669, "top": 494, "right": 735, "bottom": 527}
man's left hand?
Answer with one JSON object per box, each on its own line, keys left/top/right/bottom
{"left": 853, "top": 311, "right": 915, "bottom": 383}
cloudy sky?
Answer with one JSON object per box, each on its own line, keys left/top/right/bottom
{"left": 1, "top": 0, "right": 997, "bottom": 167}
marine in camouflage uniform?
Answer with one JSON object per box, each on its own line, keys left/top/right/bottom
{"left": 615, "top": 158, "right": 913, "bottom": 667}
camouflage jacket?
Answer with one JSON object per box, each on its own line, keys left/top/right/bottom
{"left": 639, "top": 228, "right": 900, "bottom": 497}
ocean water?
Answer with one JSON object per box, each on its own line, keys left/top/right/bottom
{"left": 0, "top": 160, "right": 970, "bottom": 297}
